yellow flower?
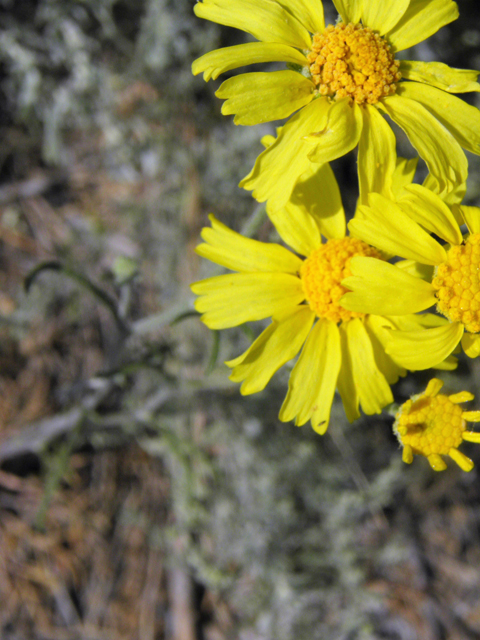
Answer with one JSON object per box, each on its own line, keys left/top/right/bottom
{"left": 394, "top": 378, "right": 480, "bottom": 472}
{"left": 342, "top": 187, "right": 480, "bottom": 369}
{"left": 191, "top": 166, "right": 455, "bottom": 433}
{"left": 192, "top": 0, "right": 480, "bottom": 210}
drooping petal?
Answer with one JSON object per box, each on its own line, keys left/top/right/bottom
{"left": 345, "top": 318, "right": 393, "bottom": 415}
{"left": 395, "top": 259, "right": 434, "bottom": 282}
{"left": 194, "top": 0, "right": 312, "bottom": 49}
{"left": 216, "top": 71, "right": 314, "bottom": 125}
{"left": 385, "top": 322, "right": 464, "bottom": 370}
{"left": 386, "top": 0, "right": 459, "bottom": 52}
{"left": 286, "top": 163, "right": 346, "bottom": 241}
{"left": 240, "top": 97, "right": 331, "bottom": 210}
{"left": 341, "top": 257, "right": 436, "bottom": 315}
{"left": 357, "top": 104, "right": 396, "bottom": 205}
{"left": 449, "top": 449, "right": 474, "bottom": 472}
{"left": 349, "top": 194, "right": 447, "bottom": 265}
{"left": 399, "top": 60, "right": 480, "bottom": 93}
{"left": 226, "top": 306, "right": 315, "bottom": 394}
{"left": 365, "top": 315, "right": 406, "bottom": 384}
{"left": 267, "top": 201, "right": 321, "bottom": 258}
{"left": 192, "top": 272, "right": 304, "bottom": 329}
{"left": 276, "top": 0, "right": 325, "bottom": 34}
{"left": 305, "top": 99, "right": 364, "bottom": 164}
{"left": 448, "top": 390, "right": 474, "bottom": 403}
{"left": 197, "top": 214, "right": 303, "bottom": 273}
{"left": 192, "top": 42, "right": 308, "bottom": 82}
{"left": 361, "top": 0, "right": 409, "bottom": 35}
{"left": 396, "top": 81, "right": 480, "bottom": 157}
{"left": 461, "top": 332, "right": 480, "bottom": 359}
{"left": 391, "top": 157, "right": 418, "bottom": 198}
{"left": 268, "top": 162, "right": 345, "bottom": 256}
{"left": 425, "top": 378, "right": 444, "bottom": 397}
{"left": 454, "top": 205, "right": 480, "bottom": 235}
{"left": 279, "top": 319, "right": 341, "bottom": 434}
{"left": 422, "top": 172, "right": 466, "bottom": 206}
{"left": 380, "top": 94, "right": 468, "bottom": 196}
{"left": 337, "top": 323, "right": 359, "bottom": 422}
{"left": 397, "top": 184, "right": 463, "bottom": 246}
{"left": 332, "top": 0, "right": 363, "bottom": 24}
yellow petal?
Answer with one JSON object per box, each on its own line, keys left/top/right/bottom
{"left": 279, "top": 319, "right": 341, "bottom": 434}
{"left": 240, "top": 98, "right": 331, "bottom": 210}
{"left": 358, "top": 104, "right": 396, "bottom": 205}
{"left": 194, "top": 0, "right": 311, "bottom": 49}
{"left": 391, "top": 157, "right": 418, "bottom": 198}
{"left": 341, "top": 257, "right": 436, "bottom": 315}
{"left": 396, "top": 81, "right": 480, "bottom": 156}
{"left": 332, "top": 0, "right": 363, "bottom": 24}
{"left": 365, "top": 315, "right": 406, "bottom": 385}
{"left": 461, "top": 332, "right": 480, "bottom": 359}
{"left": 216, "top": 71, "right": 314, "bottom": 126}
{"left": 192, "top": 42, "right": 308, "bottom": 82}
{"left": 386, "top": 0, "right": 459, "bottom": 52}
{"left": 449, "top": 448, "right": 474, "bottom": 472}
{"left": 267, "top": 201, "right": 322, "bottom": 258}
{"left": 399, "top": 60, "right": 480, "bottom": 93}
{"left": 305, "top": 99, "right": 363, "bottom": 164}
{"left": 390, "top": 313, "right": 449, "bottom": 331}
{"left": 422, "top": 172, "right": 467, "bottom": 206}
{"left": 448, "top": 390, "right": 474, "bottom": 403}
{"left": 434, "top": 355, "right": 458, "bottom": 371}
{"left": 454, "top": 205, "right": 480, "bottom": 235}
{"left": 345, "top": 318, "right": 393, "bottom": 415}
{"left": 385, "top": 322, "right": 464, "bottom": 370}
{"left": 361, "top": 0, "right": 409, "bottom": 35}
{"left": 428, "top": 454, "right": 447, "bottom": 471}
{"left": 395, "top": 260, "right": 434, "bottom": 282}
{"left": 192, "top": 272, "right": 304, "bottom": 329}
{"left": 398, "top": 184, "right": 463, "bottom": 246}
{"left": 276, "top": 0, "right": 325, "bottom": 34}
{"left": 380, "top": 94, "right": 467, "bottom": 196}
{"left": 350, "top": 194, "right": 447, "bottom": 265}
{"left": 402, "top": 445, "right": 413, "bottom": 464}
{"left": 197, "top": 214, "right": 303, "bottom": 273}
{"left": 424, "top": 378, "right": 444, "bottom": 397}
{"left": 226, "top": 306, "right": 315, "bottom": 395}
{"left": 337, "top": 323, "right": 360, "bottom": 422}
{"left": 286, "top": 162, "right": 346, "bottom": 241}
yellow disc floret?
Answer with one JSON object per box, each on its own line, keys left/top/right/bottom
{"left": 432, "top": 234, "right": 480, "bottom": 334}
{"left": 307, "top": 23, "right": 401, "bottom": 105}
{"left": 300, "top": 237, "right": 381, "bottom": 323}
{"left": 393, "top": 378, "right": 480, "bottom": 472}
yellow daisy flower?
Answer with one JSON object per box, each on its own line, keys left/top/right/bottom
{"left": 394, "top": 378, "right": 480, "bottom": 472}
{"left": 341, "top": 187, "right": 480, "bottom": 370}
{"left": 191, "top": 166, "right": 455, "bottom": 433}
{"left": 192, "top": 0, "right": 480, "bottom": 210}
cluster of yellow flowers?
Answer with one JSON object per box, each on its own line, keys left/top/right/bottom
{"left": 190, "top": 0, "right": 480, "bottom": 472}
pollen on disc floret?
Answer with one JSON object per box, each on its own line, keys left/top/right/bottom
{"left": 433, "top": 233, "right": 480, "bottom": 334}
{"left": 393, "top": 378, "right": 480, "bottom": 472}
{"left": 300, "top": 237, "right": 381, "bottom": 323}
{"left": 307, "top": 22, "right": 401, "bottom": 105}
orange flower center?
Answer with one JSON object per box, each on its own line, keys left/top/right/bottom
{"left": 300, "top": 237, "right": 382, "bottom": 323}
{"left": 307, "top": 23, "right": 401, "bottom": 105}
{"left": 394, "top": 393, "right": 465, "bottom": 457}
{"left": 433, "top": 233, "right": 480, "bottom": 333}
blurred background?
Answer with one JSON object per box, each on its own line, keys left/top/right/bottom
{"left": 2, "top": 1, "right": 480, "bottom": 638}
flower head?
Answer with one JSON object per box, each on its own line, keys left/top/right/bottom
{"left": 394, "top": 378, "right": 480, "bottom": 472}
{"left": 342, "top": 184, "right": 480, "bottom": 369}
{"left": 192, "top": 0, "right": 480, "bottom": 210}
{"left": 191, "top": 165, "right": 455, "bottom": 433}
